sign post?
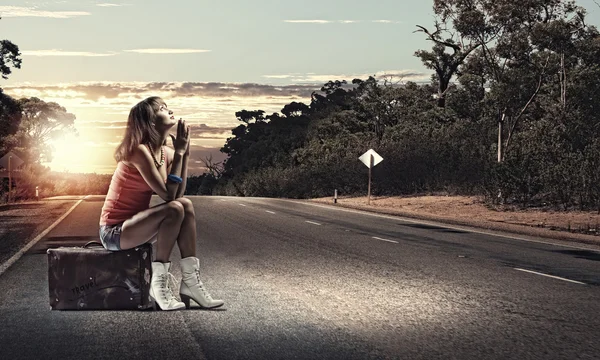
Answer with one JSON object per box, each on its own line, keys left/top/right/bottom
{"left": 0, "top": 152, "right": 24, "bottom": 203}
{"left": 358, "top": 149, "right": 383, "bottom": 205}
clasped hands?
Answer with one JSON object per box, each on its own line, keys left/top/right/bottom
{"left": 169, "top": 118, "right": 190, "bottom": 157}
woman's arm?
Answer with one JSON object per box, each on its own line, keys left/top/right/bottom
{"left": 130, "top": 144, "right": 183, "bottom": 202}
{"left": 167, "top": 151, "right": 184, "bottom": 200}
{"left": 175, "top": 139, "right": 190, "bottom": 198}
{"left": 133, "top": 119, "right": 188, "bottom": 202}
{"left": 166, "top": 145, "right": 188, "bottom": 199}
{"left": 176, "top": 153, "right": 189, "bottom": 198}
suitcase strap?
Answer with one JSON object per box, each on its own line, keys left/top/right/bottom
{"left": 84, "top": 241, "right": 104, "bottom": 248}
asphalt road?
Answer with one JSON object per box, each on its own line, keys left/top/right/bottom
{"left": 0, "top": 195, "right": 599, "bottom": 360}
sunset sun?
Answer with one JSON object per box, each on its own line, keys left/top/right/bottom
{"left": 46, "top": 133, "right": 104, "bottom": 174}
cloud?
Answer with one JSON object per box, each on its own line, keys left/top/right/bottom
{"left": 21, "top": 49, "right": 118, "bottom": 57}
{"left": 263, "top": 70, "right": 428, "bottom": 83}
{"left": 284, "top": 19, "right": 400, "bottom": 24}
{"left": 4, "top": 73, "right": 433, "bottom": 109}
{"left": 262, "top": 75, "right": 292, "bottom": 79}
{"left": 2, "top": 83, "right": 319, "bottom": 131}
{"left": 2, "top": 80, "right": 319, "bottom": 129}
{"left": 5, "top": 80, "right": 326, "bottom": 175}
{"left": 189, "top": 123, "right": 235, "bottom": 135}
{"left": 124, "top": 49, "right": 211, "bottom": 54}
{"left": 78, "top": 121, "right": 128, "bottom": 127}
{"left": 284, "top": 20, "right": 332, "bottom": 24}
{"left": 80, "top": 81, "right": 316, "bottom": 99}
{"left": 0, "top": 6, "right": 90, "bottom": 18}
{"left": 374, "top": 70, "right": 424, "bottom": 80}
{"left": 171, "top": 82, "right": 318, "bottom": 98}
{"left": 75, "top": 121, "right": 233, "bottom": 144}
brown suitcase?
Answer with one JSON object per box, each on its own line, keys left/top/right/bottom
{"left": 47, "top": 241, "right": 153, "bottom": 310}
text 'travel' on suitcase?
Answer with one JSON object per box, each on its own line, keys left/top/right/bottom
{"left": 47, "top": 241, "right": 153, "bottom": 310}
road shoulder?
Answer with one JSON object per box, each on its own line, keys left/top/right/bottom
{"left": 0, "top": 197, "right": 83, "bottom": 273}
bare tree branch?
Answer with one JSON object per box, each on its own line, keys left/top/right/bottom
{"left": 504, "top": 55, "right": 550, "bottom": 156}
{"left": 200, "top": 154, "right": 224, "bottom": 178}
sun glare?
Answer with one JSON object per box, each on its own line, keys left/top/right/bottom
{"left": 46, "top": 133, "right": 100, "bottom": 173}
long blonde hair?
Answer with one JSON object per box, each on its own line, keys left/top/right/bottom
{"left": 114, "top": 96, "right": 167, "bottom": 162}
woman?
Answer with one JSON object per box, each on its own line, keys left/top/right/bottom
{"left": 99, "top": 96, "right": 223, "bottom": 311}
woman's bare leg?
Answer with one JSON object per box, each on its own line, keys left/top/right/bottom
{"left": 173, "top": 197, "right": 224, "bottom": 309}
{"left": 174, "top": 197, "right": 196, "bottom": 259}
{"left": 119, "top": 201, "right": 185, "bottom": 262}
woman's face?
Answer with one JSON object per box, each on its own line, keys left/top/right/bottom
{"left": 153, "top": 102, "right": 176, "bottom": 130}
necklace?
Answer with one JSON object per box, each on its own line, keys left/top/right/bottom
{"left": 146, "top": 143, "right": 165, "bottom": 168}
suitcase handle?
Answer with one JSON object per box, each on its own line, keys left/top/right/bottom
{"left": 84, "top": 241, "right": 104, "bottom": 248}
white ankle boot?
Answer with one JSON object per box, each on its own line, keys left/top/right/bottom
{"left": 150, "top": 262, "right": 185, "bottom": 311}
{"left": 179, "top": 256, "right": 224, "bottom": 309}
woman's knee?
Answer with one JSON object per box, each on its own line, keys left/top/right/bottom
{"left": 164, "top": 200, "right": 185, "bottom": 220}
{"left": 175, "top": 197, "right": 195, "bottom": 216}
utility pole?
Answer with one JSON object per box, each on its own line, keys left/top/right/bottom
{"left": 8, "top": 155, "right": 12, "bottom": 203}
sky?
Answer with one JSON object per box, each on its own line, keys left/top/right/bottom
{"left": 2, "top": 0, "right": 600, "bottom": 175}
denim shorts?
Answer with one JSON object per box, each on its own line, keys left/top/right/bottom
{"left": 99, "top": 222, "right": 123, "bottom": 251}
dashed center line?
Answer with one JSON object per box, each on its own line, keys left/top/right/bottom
{"left": 514, "top": 268, "right": 586, "bottom": 285}
{"left": 372, "top": 236, "right": 398, "bottom": 244}
{"left": 219, "top": 199, "right": 592, "bottom": 287}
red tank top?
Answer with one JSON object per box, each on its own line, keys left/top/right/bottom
{"left": 99, "top": 156, "right": 169, "bottom": 226}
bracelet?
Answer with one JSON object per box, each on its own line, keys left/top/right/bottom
{"left": 167, "top": 174, "right": 183, "bottom": 183}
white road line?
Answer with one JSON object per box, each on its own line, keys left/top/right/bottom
{"left": 295, "top": 201, "right": 599, "bottom": 251}
{"left": 239, "top": 204, "right": 247, "bottom": 207}
{"left": 266, "top": 210, "right": 275, "bottom": 214}
{"left": 372, "top": 236, "right": 398, "bottom": 244}
{"left": 305, "top": 221, "right": 322, "bottom": 226}
{"left": 514, "top": 268, "right": 586, "bottom": 285}
{"left": 0, "top": 196, "right": 87, "bottom": 278}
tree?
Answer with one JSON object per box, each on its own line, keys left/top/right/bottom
{"left": 200, "top": 154, "right": 224, "bottom": 178}
{"left": 485, "top": 0, "right": 589, "bottom": 161}
{"left": 235, "top": 110, "right": 265, "bottom": 124}
{"left": 281, "top": 102, "right": 310, "bottom": 117}
{"left": 353, "top": 76, "right": 405, "bottom": 143}
{"left": 417, "top": 0, "right": 590, "bottom": 161}
{"left": 310, "top": 80, "right": 354, "bottom": 114}
{"left": 414, "top": 26, "right": 481, "bottom": 108}
{"left": 15, "top": 97, "right": 77, "bottom": 164}
{"left": 0, "top": 16, "right": 23, "bottom": 155}
{"left": 0, "top": 89, "right": 22, "bottom": 155}
{"left": 0, "top": 17, "right": 22, "bottom": 80}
